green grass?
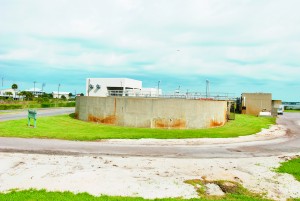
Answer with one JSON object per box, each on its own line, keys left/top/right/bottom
{"left": 0, "top": 111, "right": 15, "bottom": 114}
{"left": 184, "top": 179, "right": 271, "bottom": 201}
{"left": 276, "top": 157, "right": 300, "bottom": 201}
{"left": 0, "top": 114, "right": 275, "bottom": 140}
{"left": 277, "top": 157, "right": 300, "bottom": 182}
{"left": 284, "top": 109, "right": 300, "bottom": 113}
{"left": 0, "top": 102, "right": 75, "bottom": 110}
{"left": 0, "top": 189, "right": 273, "bottom": 201}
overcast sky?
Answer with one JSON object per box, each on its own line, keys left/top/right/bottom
{"left": 0, "top": 0, "right": 299, "bottom": 101}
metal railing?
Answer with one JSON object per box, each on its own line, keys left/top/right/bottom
{"left": 107, "top": 90, "right": 235, "bottom": 101}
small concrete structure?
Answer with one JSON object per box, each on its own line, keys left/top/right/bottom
{"left": 272, "top": 100, "right": 282, "bottom": 109}
{"left": 75, "top": 96, "right": 227, "bottom": 129}
{"left": 241, "top": 93, "right": 272, "bottom": 116}
{"left": 272, "top": 100, "right": 283, "bottom": 115}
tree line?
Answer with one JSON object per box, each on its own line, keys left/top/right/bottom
{"left": 2, "top": 83, "right": 84, "bottom": 101}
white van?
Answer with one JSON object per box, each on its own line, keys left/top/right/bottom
{"left": 277, "top": 105, "right": 284, "bottom": 115}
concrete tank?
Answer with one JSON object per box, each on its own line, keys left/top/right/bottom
{"left": 75, "top": 96, "right": 227, "bottom": 129}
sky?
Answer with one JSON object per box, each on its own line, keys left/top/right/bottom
{"left": 0, "top": 0, "right": 300, "bottom": 101}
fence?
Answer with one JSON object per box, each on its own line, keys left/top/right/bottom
{"left": 107, "top": 90, "right": 235, "bottom": 101}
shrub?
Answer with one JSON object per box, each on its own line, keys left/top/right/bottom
{"left": 41, "top": 103, "right": 55, "bottom": 108}
{"left": 65, "top": 102, "right": 76, "bottom": 107}
{"left": 28, "top": 104, "right": 41, "bottom": 108}
{"left": 0, "top": 104, "right": 23, "bottom": 110}
{"left": 0, "top": 101, "right": 75, "bottom": 110}
{"left": 56, "top": 102, "right": 75, "bottom": 107}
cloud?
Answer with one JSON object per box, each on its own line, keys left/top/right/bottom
{"left": 0, "top": 0, "right": 300, "bottom": 101}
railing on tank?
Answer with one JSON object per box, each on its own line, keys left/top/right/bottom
{"left": 107, "top": 90, "right": 235, "bottom": 101}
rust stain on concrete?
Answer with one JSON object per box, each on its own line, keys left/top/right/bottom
{"left": 74, "top": 113, "right": 79, "bottom": 119}
{"left": 88, "top": 114, "right": 117, "bottom": 124}
{"left": 154, "top": 118, "right": 186, "bottom": 129}
{"left": 210, "top": 119, "right": 224, "bottom": 127}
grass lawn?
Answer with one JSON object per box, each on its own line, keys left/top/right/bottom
{"left": 284, "top": 109, "right": 300, "bottom": 113}
{"left": 276, "top": 157, "right": 300, "bottom": 201}
{"left": 0, "top": 114, "right": 275, "bottom": 140}
{"left": 0, "top": 189, "right": 273, "bottom": 201}
{"left": 277, "top": 157, "right": 300, "bottom": 182}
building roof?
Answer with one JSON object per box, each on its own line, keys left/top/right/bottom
{"left": 0, "top": 88, "right": 19, "bottom": 91}
{"left": 52, "top": 91, "right": 70, "bottom": 95}
{"left": 87, "top": 78, "right": 142, "bottom": 82}
{"left": 25, "top": 88, "right": 43, "bottom": 92}
{"left": 242, "top": 92, "right": 271, "bottom": 95}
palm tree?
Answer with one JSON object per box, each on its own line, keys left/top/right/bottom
{"left": 19, "top": 91, "right": 33, "bottom": 101}
{"left": 12, "top": 83, "right": 18, "bottom": 99}
{"left": 61, "top": 95, "right": 66, "bottom": 100}
{"left": 25, "top": 91, "right": 34, "bottom": 101}
{"left": 12, "top": 83, "right": 18, "bottom": 90}
{"left": 5, "top": 91, "right": 13, "bottom": 97}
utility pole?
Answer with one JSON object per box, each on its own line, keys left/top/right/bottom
{"left": 42, "top": 83, "right": 46, "bottom": 93}
{"left": 1, "top": 77, "right": 3, "bottom": 89}
{"left": 121, "top": 81, "right": 124, "bottom": 96}
{"left": 33, "top": 81, "right": 36, "bottom": 97}
{"left": 58, "top": 84, "right": 60, "bottom": 99}
{"left": 157, "top": 81, "right": 160, "bottom": 97}
{"left": 206, "top": 80, "right": 210, "bottom": 98}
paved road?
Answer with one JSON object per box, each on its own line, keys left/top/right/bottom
{"left": 0, "top": 107, "right": 75, "bottom": 121}
{"left": 0, "top": 112, "right": 299, "bottom": 158}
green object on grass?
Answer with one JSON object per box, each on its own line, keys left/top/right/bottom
{"left": 27, "top": 109, "right": 37, "bottom": 128}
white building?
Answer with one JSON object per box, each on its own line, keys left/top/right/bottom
{"left": 25, "top": 88, "right": 44, "bottom": 96}
{"left": 0, "top": 88, "right": 20, "bottom": 98}
{"left": 52, "top": 91, "right": 71, "bottom": 99}
{"left": 86, "top": 78, "right": 162, "bottom": 97}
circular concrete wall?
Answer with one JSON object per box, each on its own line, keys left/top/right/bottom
{"left": 75, "top": 96, "right": 227, "bottom": 129}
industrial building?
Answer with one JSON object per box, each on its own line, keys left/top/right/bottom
{"left": 78, "top": 78, "right": 284, "bottom": 129}
{"left": 241, "top": 93, "right": 273, "bottom": 116}
{"left": 86, "top": 78, "right": 162, "bottom": 97}
{"left": 25, "top": 88, "right": 44, "bottom": 96}
{"left": 74, "top": 77, "right": 230, "bottom": 129}
{"left": 0, "top": 88, "right": 21, "bottom": 99}
{"left": 78, "top": 78, "right": 285, "bottom": 129}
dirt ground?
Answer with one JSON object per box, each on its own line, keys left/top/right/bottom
{"left": 0, "top": 152, "right": 300, "bottom": 201}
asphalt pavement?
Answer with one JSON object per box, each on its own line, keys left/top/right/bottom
{"left": 0, "top": 107, "right": 75, "bottom": 121}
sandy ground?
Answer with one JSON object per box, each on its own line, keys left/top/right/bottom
{"left": 0, "top": 124, "right": 299, "bottom": 201}
{"left": 1, "top": 152, "right": 300, "bottom": 201}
